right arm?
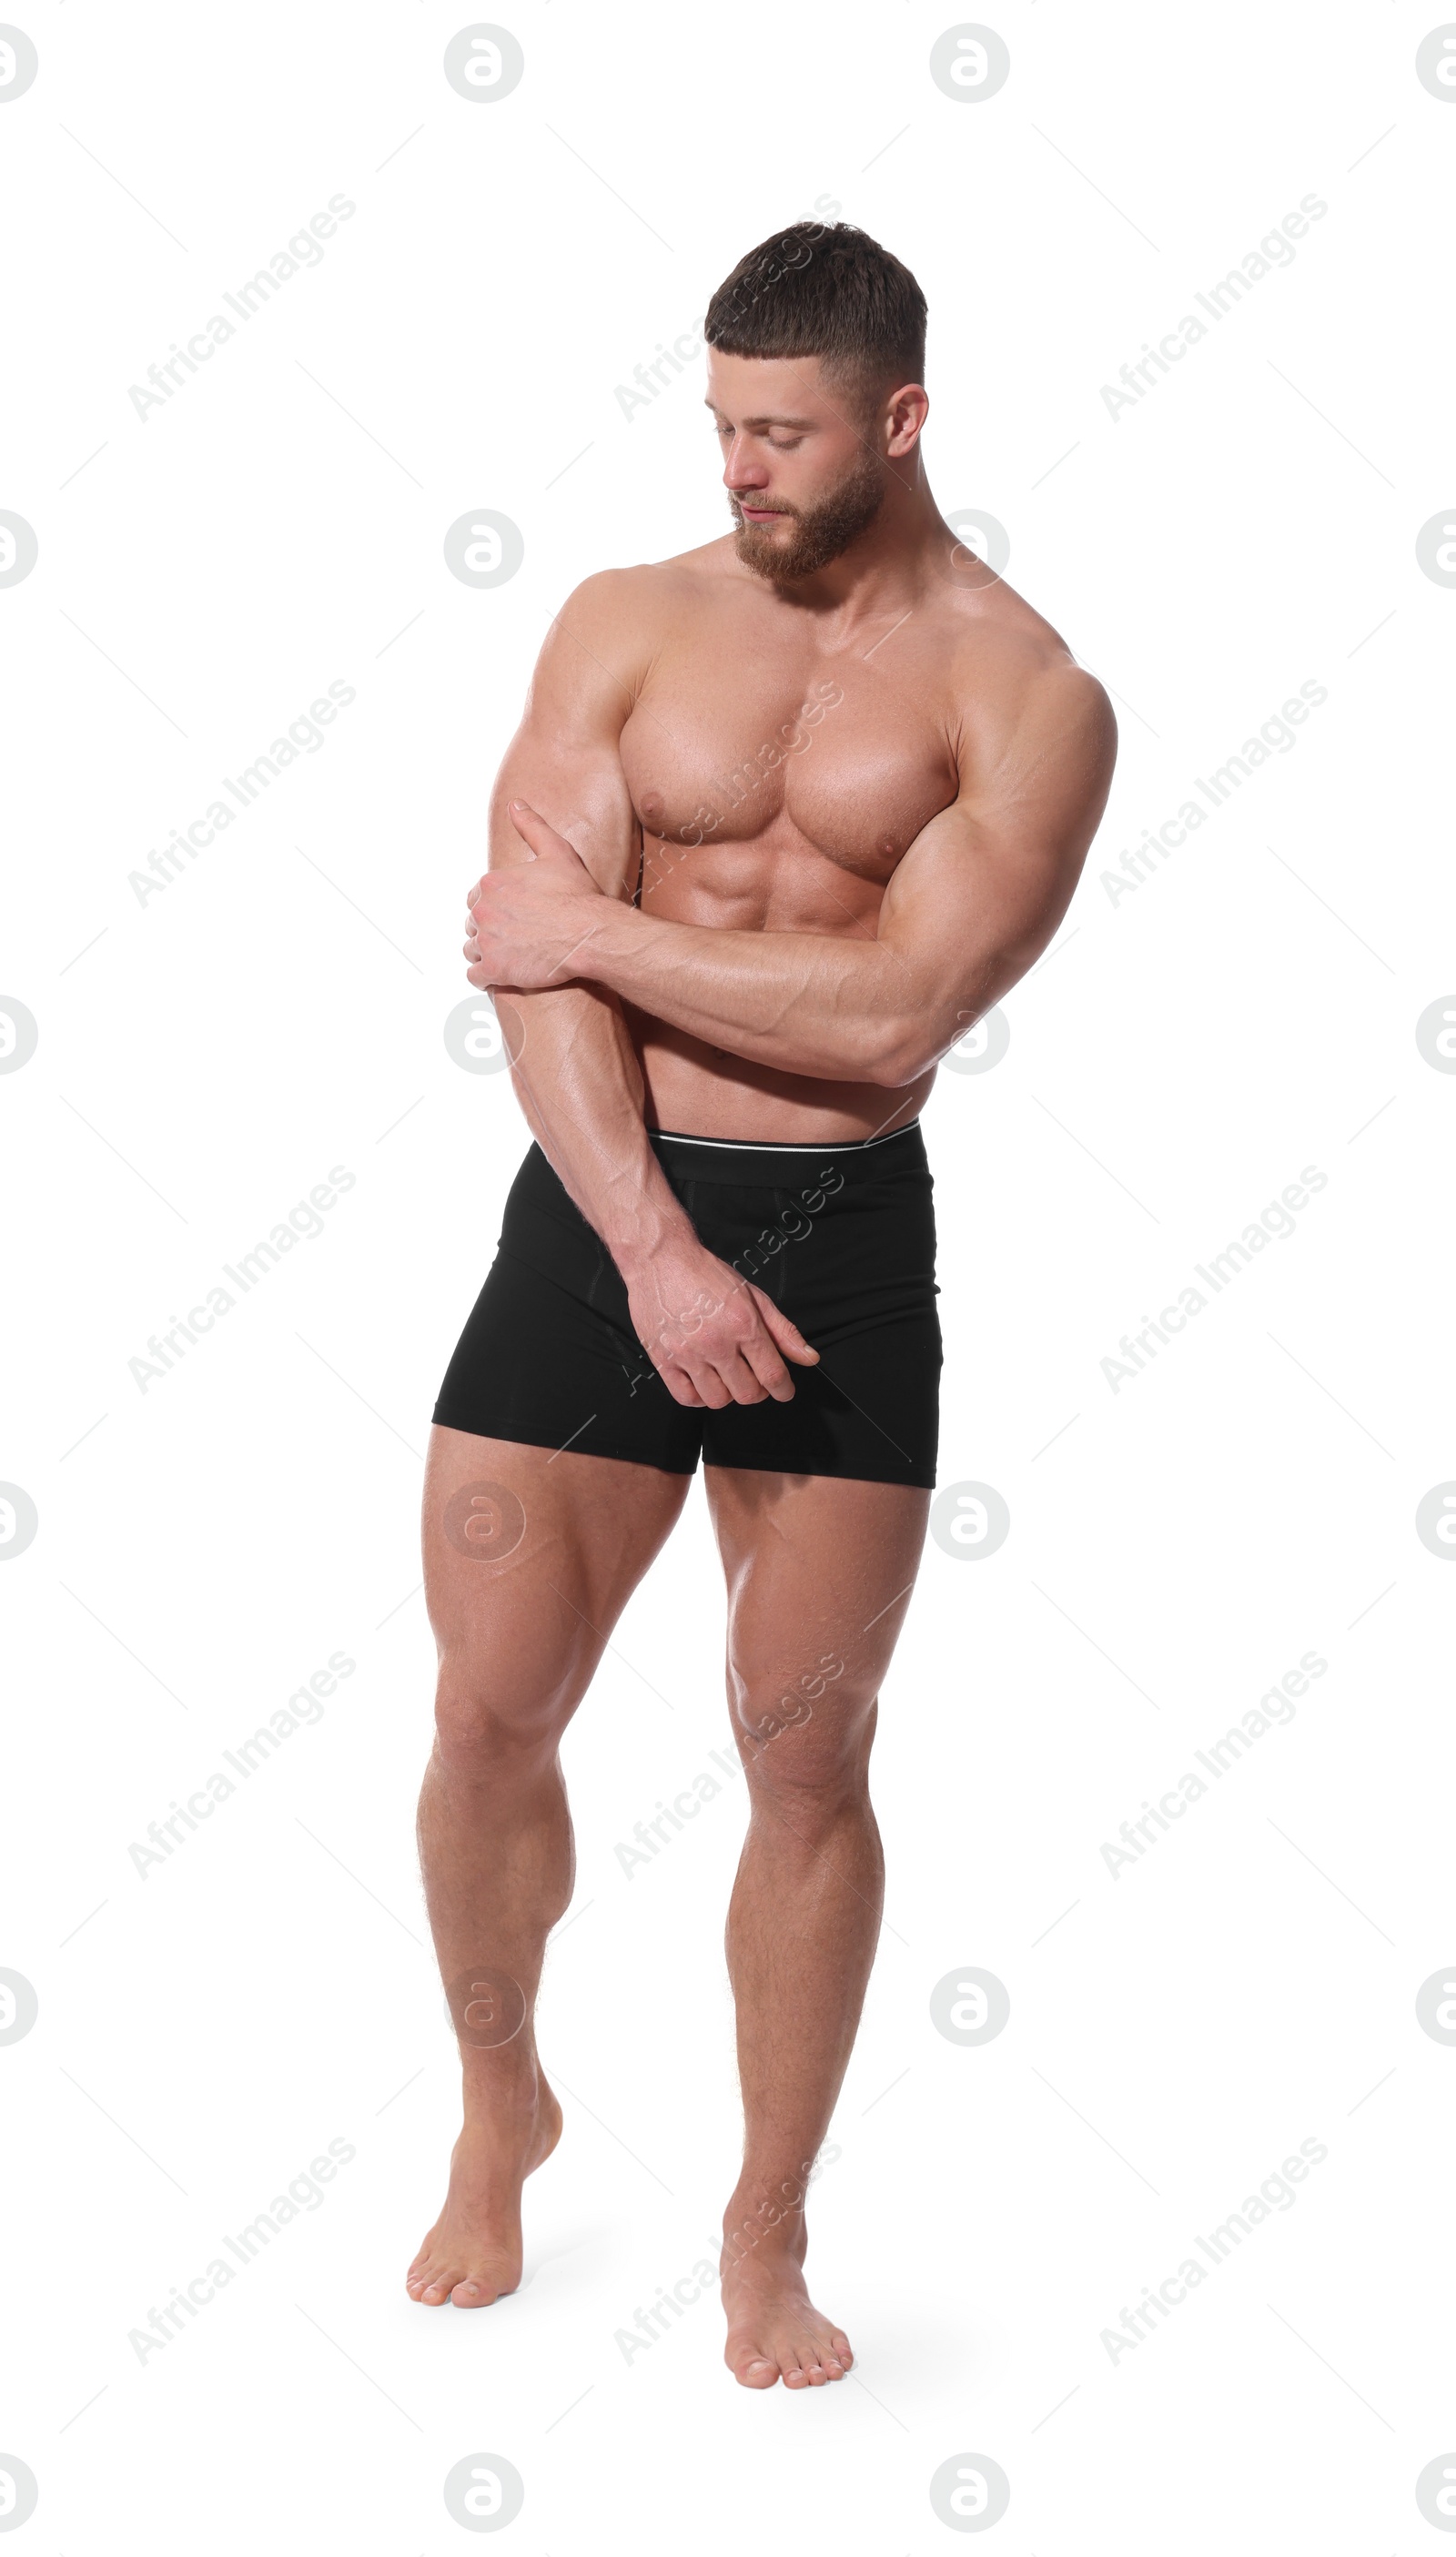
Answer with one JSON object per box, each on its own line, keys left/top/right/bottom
{"left": 470, "top": 571, "right": 817, "bottom": 1410}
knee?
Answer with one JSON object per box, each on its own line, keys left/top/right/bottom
{"left": 731, "top": 1674, "right": 876, "bottom": 1819}
{"left": 432, "top": 1648, "right": 581, "bottom": 1774}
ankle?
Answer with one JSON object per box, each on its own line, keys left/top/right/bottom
{"left": 722, "top": 2191, "right": 808, "bottom": 2269}
{"left": 460, "top": 2047, "right": 543, "bottom": 2114}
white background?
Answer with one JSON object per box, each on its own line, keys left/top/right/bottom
{"left": 4, "top": 1, "right": 1455, "bottom": 2548}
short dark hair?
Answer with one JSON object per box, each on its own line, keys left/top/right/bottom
{"left": 704, "top": 221, "right": 926, "bottom": 400}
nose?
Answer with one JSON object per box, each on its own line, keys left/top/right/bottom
{"left": 722, "top": 434, "right": 769, "bottom": 492}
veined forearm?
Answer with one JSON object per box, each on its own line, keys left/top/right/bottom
{"left": 571, "top": 905, "right": 924, "bottom": 1085}
{"left": 494, "top": 980, "right": 694, "bottom": 1269}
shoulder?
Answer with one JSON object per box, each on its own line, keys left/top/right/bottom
{"left": 944, "top": 580, "right": 1117, "bottom": 807}
{"left": 556, "top": 540, "right": 736, "bottom": 632}
{"left": 537, "top": 546, "right": 733, "bottom": 693}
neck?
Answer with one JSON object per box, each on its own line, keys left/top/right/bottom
{"left": 768, "top": 462, "right": 954, "bottom": 618}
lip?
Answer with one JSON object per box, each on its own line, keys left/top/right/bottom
{"left": 738, "top": 505, "right": 784, "bottom": 522}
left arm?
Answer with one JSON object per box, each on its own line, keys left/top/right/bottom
{"left": 470, "top": 660, "right": 1117, "bottom": 1088}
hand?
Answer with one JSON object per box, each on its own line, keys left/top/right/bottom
{"left": 463, "top": 803, "right": 605, "bottom": 990}
{"left": 622, "top": 1237, "right": 819, "bottom": 1408}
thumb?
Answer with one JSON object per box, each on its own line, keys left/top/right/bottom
{"left": 509, "top": 800, "right": 581, "bottom": 867}
{"left": 750, "top": 1286, "right": 820, "bottom": 1365}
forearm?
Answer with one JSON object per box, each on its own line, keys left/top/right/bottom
{"left": 570, "top": 905, "right": 954, "bottom": 1086}
{"left": 493, "top": 980, "right": 694, "bottom": 1273}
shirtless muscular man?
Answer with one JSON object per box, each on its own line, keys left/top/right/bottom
{"left": 408, "top": 220, "right": 1116, "bottom": 2390}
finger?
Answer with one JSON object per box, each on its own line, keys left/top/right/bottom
{"left": 704, "top": 1348, "right": 773, "bottom": 1407}
{"left": 508, "top": 801, "right": 591, "bottom": 875}
{"left": 650, "top": 1351, "right": 708, "bottom": 1409}
{"left": 738, "top": 1332, "right": 795, "bottom": 1402}
{"left": 677, "top": 1354, "right": 734, "bottom": 1410}
{"left": 662, "top": 1375, "right": 708, "bottom": 1409}
{"left": 508, "top": 799, "right": 552, "bottom": 856}
{"left": 750, "top": 1288, "right": 820, "bottom": 1366}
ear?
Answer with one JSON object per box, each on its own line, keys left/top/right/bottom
{"left": 885, "top": 383, "right": 929, "bottom": 458}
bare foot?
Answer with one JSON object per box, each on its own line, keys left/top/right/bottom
{"left": 407, "top": 2067, "right": 562, "bottom": 2308}
{"left": 720, "top": 2222, "right": 854, "bottom": 2390}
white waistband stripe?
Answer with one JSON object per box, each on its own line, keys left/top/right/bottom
{"left": 650, "top": 1120, "right": 920, "bottom": 1155}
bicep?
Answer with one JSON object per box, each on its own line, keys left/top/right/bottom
{"left": 880, "top": 665, "right": 1117, "bottom": 980}
{"left": 489, "top": 574, "right": 648, "bottom": 901}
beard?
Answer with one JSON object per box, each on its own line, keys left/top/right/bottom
{"left": 730, "top": 449, "right": 887, "bottom": 582}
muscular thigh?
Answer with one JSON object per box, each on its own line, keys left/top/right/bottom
{"left": 703, "top": 1469, "right": 930, "bottom": 1769}
{"left": 424, "top": 1426, "right": 691, "bottom": 1723}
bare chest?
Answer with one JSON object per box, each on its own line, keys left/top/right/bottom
{"left": 619, "top": 633, "right": 959, "bottom": 918}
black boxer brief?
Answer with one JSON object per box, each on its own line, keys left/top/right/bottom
{"left": 431, "top": 1121, "right": 942, "bottom": 1489}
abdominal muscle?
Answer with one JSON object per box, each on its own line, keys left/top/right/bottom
{"left": 624, "top": 824, "right": 935, "bottom": 1146}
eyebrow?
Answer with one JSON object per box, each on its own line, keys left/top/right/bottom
{"left": 703, "top": 399, "right": 818, "bottom": 430}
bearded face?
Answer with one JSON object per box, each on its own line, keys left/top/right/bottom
{"left": 729, "top": 442, "right": 888, "bottom": 582}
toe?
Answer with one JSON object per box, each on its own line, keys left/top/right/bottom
{"left": 450, "top": 2274, "right": 501, "bottom": 2308}
{"left": 734, "top": 2353, "right": 779, "bottom": 2390}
